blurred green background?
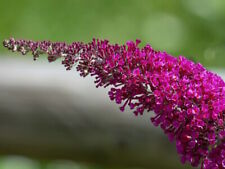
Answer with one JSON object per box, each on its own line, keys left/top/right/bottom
{"left": 1, "top": 0, "right": 225, "bottom": 67}
{"left": 0, "top": 0, "right": 225, "bottom": 169}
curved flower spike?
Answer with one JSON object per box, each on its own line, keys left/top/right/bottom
{"left": 3, "top": 38, "right": 225, "bottom": 168}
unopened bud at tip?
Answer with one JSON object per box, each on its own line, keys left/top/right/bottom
{"left": 3, "top": 39, "right": 9, "bottom": 47}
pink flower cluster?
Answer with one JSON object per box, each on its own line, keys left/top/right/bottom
{"left": 3, "top": 38, "right": 225, "bottom": 168}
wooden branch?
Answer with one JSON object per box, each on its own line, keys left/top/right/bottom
{"left": 0, "top": 57, "right": 223, "bottom": 168}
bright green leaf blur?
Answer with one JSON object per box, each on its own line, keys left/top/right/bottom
{"left": 1, "top": 0, "right": 225, "bottom": 67}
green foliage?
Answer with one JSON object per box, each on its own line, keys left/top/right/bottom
{"left": 1, "top": 0, "right": 225, "bottom": 67}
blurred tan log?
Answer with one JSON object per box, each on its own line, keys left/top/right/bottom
{"left": 0, "top": 56, "right": 224, "bottom": 169}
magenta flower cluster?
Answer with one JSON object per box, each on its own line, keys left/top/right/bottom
{"left": 3, "top": 38, "right": 225, "bottom": 168}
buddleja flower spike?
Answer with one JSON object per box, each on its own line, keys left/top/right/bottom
{"left": 3, "top": 38, "right": 225, "bottom": 169}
